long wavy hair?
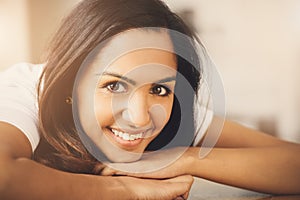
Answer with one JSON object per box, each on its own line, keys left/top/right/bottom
{"left": 34, "top": 0, "right": 201, "bottom": 174}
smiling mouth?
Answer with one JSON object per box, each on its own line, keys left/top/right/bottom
{"left": 110, "top": 128, "right": 144, "bottom": 141}
{"left": 105, "top": 125, "right": 156, "bottom": 149}
{"left": 105, "top": 127, "right": 148, "bottom": 149}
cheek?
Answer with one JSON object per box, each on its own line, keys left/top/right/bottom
{"left": 94, "top": 94, "right": 114, "bottom": 128}
{"left": 164, "top": 97, "right": 174, "bottom": 121}
{"left": 153, "top": 96, "right": 174, "bottom": 126}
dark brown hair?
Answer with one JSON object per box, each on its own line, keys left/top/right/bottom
{"left": 34, "top": 0, "right": 201, "bottom": 174}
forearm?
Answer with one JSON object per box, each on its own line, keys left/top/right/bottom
{"left": 188, "top": 145, "right": 300, "bottom": 194}
{"left": 1, "top": 157, "right": 127, "bottom": 200}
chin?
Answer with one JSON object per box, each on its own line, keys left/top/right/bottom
{"left": 104, "top": 149, "right": 144, "bottom": 163}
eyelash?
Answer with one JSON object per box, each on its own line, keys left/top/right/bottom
{"left": 150, "top": 84, "right": 172, "bottom": 97}
{"left": 100, "top": 81, "right": 172, "bottom": 97}
{"left": 102, "top": 81, "right": 128, "bottom": 93}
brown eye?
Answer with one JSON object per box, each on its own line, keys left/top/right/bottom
{"left": 106, "top": 82, "right": 127, "bottom": 93}
{"left": 151, "top": 85, "right": 171, "bottom": 96}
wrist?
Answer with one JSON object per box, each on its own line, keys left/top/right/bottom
{"left": 185, "top": 147, "right": 201, "bottom": 176}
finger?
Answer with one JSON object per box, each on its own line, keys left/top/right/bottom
{"left": 101, "top": 165, "right": 150, "bottom": 177}
{"left": 100, "top": 167, "right": 117, "bottom": 176}
{"left": 163, "top": 175, "right": 194, "bottom": 184}
{"left": 173, "top": 196, "right": 185, "bottom": 200}
{"left": 182, "top": 191, "right": 190, "bottom": 200}
{"left": 167, "top": 175, "right": 193, "bottom": 199}
{"left": 104, "top": 162, "right": 143, "bottom": 174}
{"left": 102, "top": 161, "right": 173, "bottom": 179}
{"left": 107, "top": 164, "right": 154, "bottom": 177}
{"left": 182, "top": 176, "right": 193, "bottom": 199}
{"left": 167, "top": 181, "right": 192, "bottom": 200}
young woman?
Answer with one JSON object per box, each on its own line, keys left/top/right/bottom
{"left": 0, "top": 0, "right": 299, "bottom": 199}
{"left": 0, "top": 0, "right": 198, "bottom": 199}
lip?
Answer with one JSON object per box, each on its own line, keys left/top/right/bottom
{"left": 110, "top": 127, "right": 151, "bottom": 135}
{"left": 105, "top": 127, "right": 145, "bottom": 149}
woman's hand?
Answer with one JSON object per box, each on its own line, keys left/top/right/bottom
{"left": 116, "top": 175, "right": 194, "bottom": 200}
{"left": 101, "top": 147, "right": 196, "bottom": 179}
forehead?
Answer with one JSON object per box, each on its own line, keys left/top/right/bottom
{"left": 89, "top": 29, "right": 177, "bottom": 73}
{"left": 107, "top": 48, "right": 176, "bottom": 76}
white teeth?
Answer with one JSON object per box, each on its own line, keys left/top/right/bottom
{"left": 123, "top": 133, "right": 130, "bottom": 140}
{"left": 111, "top": 129, "right": 143, "bottom": 141}
{"left": 129, "top": 135, "right": 136, "bottom": 141}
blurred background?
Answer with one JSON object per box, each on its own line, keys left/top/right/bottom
{"left": 0, "top": 0, "right": 299, "bottom": 142}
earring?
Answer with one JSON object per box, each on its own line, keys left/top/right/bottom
{"left": 65, "top": 96, "right": 73, "bottom": 105}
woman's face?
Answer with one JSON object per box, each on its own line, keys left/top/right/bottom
{"left": 76, "top": 29, "right": 177, "bottom": 162}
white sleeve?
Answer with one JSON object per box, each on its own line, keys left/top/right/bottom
{"left": 0, "top": 63, "right": 43, "bottom": 151}
{"left": 192, "top": 78, "right": 214, "bottom": 146}
{"left": 193, "top": 108, "right": 213, "bottom": 146}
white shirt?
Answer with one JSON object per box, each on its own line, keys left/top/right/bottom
{"left": 0, "top": 63, "right": 43, "bottom": 151}
{"left": 0, "top": 63, "right": 212, "bottom": 151}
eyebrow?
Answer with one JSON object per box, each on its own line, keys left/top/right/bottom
{"left": 98, "top": 72, "right": 176, "bottom": 85}
{"left": 100, "top": 72, "right": 136, "bottom": 85}
{"left": 156, "top": 76, "right": 177, "bottom": 84}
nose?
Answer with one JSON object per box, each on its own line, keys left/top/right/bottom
{"left": 122, "top": 90, "right": 151, "bottom": 128}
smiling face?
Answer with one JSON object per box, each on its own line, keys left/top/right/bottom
{"left": 75, "top": 29, "right": 177, "bottom": 162}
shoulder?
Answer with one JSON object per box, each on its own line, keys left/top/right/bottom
{"left": 0, "top": 62, "right": 45, "bottom": 152}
